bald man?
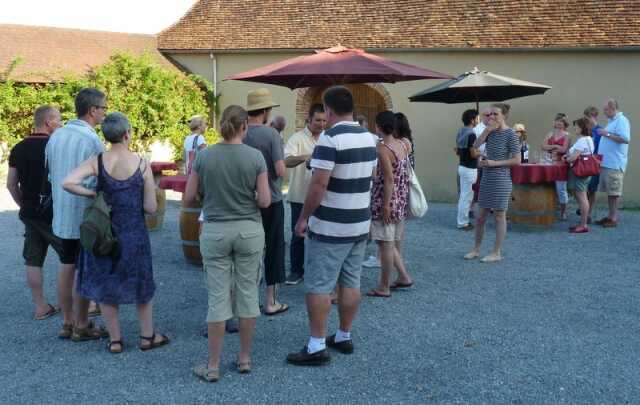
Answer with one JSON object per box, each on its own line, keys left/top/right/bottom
{"left": 7, "top": 106, "right": 63, "bottom": 320}
{"left": 595, "top": 98, "right": 631, "bottom": 227}
{"left": 270, "top": 115, "right": 287, "bottom": 139}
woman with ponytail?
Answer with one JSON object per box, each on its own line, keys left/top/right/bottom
{"left": 185, "top": 105, "right": 271, "bottom": 382}
{"left": 367, "top": 111, "right": 413, "bottom": 298}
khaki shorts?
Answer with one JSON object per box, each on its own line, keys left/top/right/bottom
{"left": 200, "top": 220, "right": 264, "bottom": 323}
{"left": 598, "top": 168, "right": 624, "bottom": 196}
{"left": 370, "top": 220, "right": 405, "bottom": 242}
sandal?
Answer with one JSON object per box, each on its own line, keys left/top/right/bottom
{"left": 264, "top": 303, "right": 289, "bottom": 316}
{"left": 390, "top": 281, "right": 414, "bottom": 290}
{"left": 58, "top": 323, "right": 73, "bottom": 339}
{"left": 366, "top": 289, "right": 391, "bottom": 298}
{"left": 193, "top": 364, "right": 219, "bottom": 382}
{"left": 107, "top": 340, "right": 124, "bottom": 354}
{"left": 71, "top": 320, "right": 108, "bottom": 342}
{"left": 139, "top": 332, "right": 170, "bottom": 351}
{"left": 35, "top": 304, "right": 60, "bottom": 321}
{"left": 236, "top": 358, "right": 251, "bottom": 374}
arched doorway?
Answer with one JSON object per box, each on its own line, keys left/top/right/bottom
{"left": 295, "top": 83, "right": 393, "bottom": 130}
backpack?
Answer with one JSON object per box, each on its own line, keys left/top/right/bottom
{"left": 79, "top": 154, "right": 119, "bottom": 258}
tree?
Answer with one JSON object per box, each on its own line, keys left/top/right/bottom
{"left": 0, "top": 53, "right": 217, "bottom": 161}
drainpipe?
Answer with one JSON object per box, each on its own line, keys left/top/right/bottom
{"left": 209, "top": 53, "right": 217, "bottom": 127}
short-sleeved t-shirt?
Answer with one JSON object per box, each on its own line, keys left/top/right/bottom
{"left": 599, "top": 112, "right": 631, "bottom": 171}
{"left": 569, "top": 136, "right": 595, "bottom": 156}
{"left": 456, "top": 127, "right": 477, "bottom": 169}
{"left": 284, "top": 127, "right": 317, "bottom": 204}
{"left": 243, "top": 124, "right": 284, "bottom": 202}
{"left": 183, "top": 133, "right": 206, "bottom": 167}
{"left": 194, "top": 143, "right": 267, "bottom": 222}
{"left": 308, "top": 121, "right": 377, "bottom": 243}
{"left": 8, "top": 134, "right": 50, "bottom": 220}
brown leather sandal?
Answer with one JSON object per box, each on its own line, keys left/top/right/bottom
{"left": 139, "top": 332, "right": 170, "bottom": 351}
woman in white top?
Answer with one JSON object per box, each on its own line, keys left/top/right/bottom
{"left": 183, "top": 115, "right": 207, "bottom": 173}
{"left": 564, "top": 117, "right": 595, "bottom": 234}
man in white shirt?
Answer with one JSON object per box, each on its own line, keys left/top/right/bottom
{"left": 284, "top": 104, "right": 326, "bottom": 285}
{"left": 183, "top": 115, "right": 207, "bottom": 173}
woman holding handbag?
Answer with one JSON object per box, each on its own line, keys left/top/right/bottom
{"left": 367, "top": 111, "right": 413, "bottom": 298}
{"left": 564, "top": 118, "right": 597, "bottom": 233}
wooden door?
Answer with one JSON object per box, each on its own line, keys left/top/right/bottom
{"left": 311, "top": 84, "right": 386, "bottom": 130}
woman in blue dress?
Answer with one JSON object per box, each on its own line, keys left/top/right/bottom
{"left": 63, "top": 112, "right": 169, "bottom": 353}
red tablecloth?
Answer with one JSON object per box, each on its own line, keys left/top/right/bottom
{"left": 511, "top": 163, "right": 568, "bottom": 184}
{"left": 159, "top": 175, "right": 187, "bottom": 193}
{"left": 150, "top": 162, "right": 178, "bottom": 174}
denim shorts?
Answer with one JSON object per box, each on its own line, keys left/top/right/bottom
{"left": 304, "top": 236, "right": 367, "bottom": 294}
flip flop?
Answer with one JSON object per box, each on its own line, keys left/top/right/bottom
{"left": 264, "top": 303, "right": 289, "bottom": 316}
{"left": 34, "top": 304, "right": 60, "bottom": 321}
{"left": 366, "top": 289, "right": 391, "bottom": 298}
{"left": 390, "top": 281, "right": 414, "bottom": 290}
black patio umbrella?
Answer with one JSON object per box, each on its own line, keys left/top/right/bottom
{"left": 408, "top": 67, "right": 551, "bottom": 110}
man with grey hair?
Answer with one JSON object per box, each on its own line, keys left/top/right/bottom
{"left": 45, "top": 87, "right": 106, "bottom": 341}
{"left": 595, "top": 98, "right": 631, "bottom": 228}
{"left": 270, "top": 115, "right": 287, "bottom": 139}
{"left": 7, "top": 105, "right": 63, "bottom": 320}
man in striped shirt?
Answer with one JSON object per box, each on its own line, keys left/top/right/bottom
{"left": 287, "top": 86, "right": 377, "bottom": 366}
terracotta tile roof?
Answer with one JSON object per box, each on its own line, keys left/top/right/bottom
{"left": 158, "top": 0, "right": 640, "bottom": 51}
{"left": 0, "top": 24, "right": 177, "bottom": 83}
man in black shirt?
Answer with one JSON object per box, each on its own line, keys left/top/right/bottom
{"left": 7, "top": 105, "right": 64, "bottom": 320}
{"left": 455, "top": 109, "right": 480, "bottom": 230}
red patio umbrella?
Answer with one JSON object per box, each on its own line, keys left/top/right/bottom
{"left": 225, "top": 45, "right": 453, "bottom": 89}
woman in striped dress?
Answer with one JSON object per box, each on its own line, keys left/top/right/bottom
{"left": 464, "top": 103, "right": 521, "bottom": 263}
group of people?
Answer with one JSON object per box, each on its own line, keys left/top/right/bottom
{"left": 183, "top": 86, "right": 417, "bottom": 380}
{"left": 7, "top": 89, "right": 168, "bottom": 353}
{"left": 455, "top": 99, "right": 631, "bottom": 262}
{"left": 7, "top": 84, "right": 631, "bottom": 381}
{"left": 6, "top": 85, "right": 419, "bottom": 382}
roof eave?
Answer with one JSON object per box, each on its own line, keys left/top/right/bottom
{"left": 158, "top": 46, "right": 640, "bottom": 54}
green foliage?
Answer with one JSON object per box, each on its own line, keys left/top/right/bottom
{"left": 0, "top": 53, "right": 217, "bottom": 162}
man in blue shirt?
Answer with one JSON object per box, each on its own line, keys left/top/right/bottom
{"left": 46, "top": 88, "right": 106, "bottom": 340}
{"left": 594, "top": 99, "right": 631, "bottom": 228}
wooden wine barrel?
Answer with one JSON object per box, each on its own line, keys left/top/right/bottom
{"left": 145, "top": 188, "right": 166, "bottom": 231}
{"left": 509, "top": 183, "right": 557, "bottom": 228}
{"left": 179, "top": 201, "right": 202, "bottom": 266}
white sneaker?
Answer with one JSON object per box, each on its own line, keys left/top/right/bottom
{"left": 362, "top": 255, "right": 381, "bottom": 268}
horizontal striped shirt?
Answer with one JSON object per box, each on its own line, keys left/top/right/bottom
{"left": 308, "top": 121, "right": 377, "bottom": 243}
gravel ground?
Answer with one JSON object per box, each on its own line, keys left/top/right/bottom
{"left": 0, "top": 189, "right": 638, "bottom": 404}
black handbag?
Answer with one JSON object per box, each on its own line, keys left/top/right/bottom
{"left": 34, "top": 159, "right": 53, "bottom": 223}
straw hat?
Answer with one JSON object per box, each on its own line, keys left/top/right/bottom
{"left": 246, "top": 88, "right": 280, "bottom": 112}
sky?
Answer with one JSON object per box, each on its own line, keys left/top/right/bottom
{"left": 0, "top": 0, "right": 198, "bottom": 34}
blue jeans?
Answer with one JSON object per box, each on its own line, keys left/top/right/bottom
{"left": 289, "top": 202, "right": 304, "bottom": 276}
